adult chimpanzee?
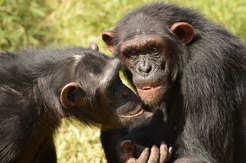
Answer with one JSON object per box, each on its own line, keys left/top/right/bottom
{"left": 101, "top": 2, "right": 246, "bottom": 163}
{"left": 0, "top": 45, "right": 148, "bottom": 162}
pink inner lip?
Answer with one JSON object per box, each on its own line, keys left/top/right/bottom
{"left": 142, "top": 86, "right": 153, "bottom": 90}
{"left": 137, "top": 85, "right": 164, "bottom": 104}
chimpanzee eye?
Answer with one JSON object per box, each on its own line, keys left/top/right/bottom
{"left": 132, "top": 50, "right": 137, "bottom": 53}
{"left": 129, "top": 50, "right": 137, "bottom": 56}
{"left": 123, "top": 49, "right": 138, "bottom": 58}
{"left": 151, "top": 46, "right": 159, "bottom": 53}
{"left": 150, "top": 45, "right": 160, "bottom": 58}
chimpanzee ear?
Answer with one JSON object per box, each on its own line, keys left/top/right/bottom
{"left": 89, "top": 41, "right": 99, "bottom": 51}
{"left": 170, "top": 22, "right": 194, "bottom": 45}
{"left": 60, "top": 82, "right": 79, "bottom": 109}
{"left": 102, "top": 31, "right": 116, "bottom": 52}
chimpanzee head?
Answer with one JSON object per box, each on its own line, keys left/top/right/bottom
{"left": 58, "top": 49, "right": 144, "bottom": 128}
{"left": 101, "top": 4, "right": 194, "bottom": 104}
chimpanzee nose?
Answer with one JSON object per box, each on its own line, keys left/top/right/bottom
{"left": 137, "top": 61, "right": 152, "bottom": 74}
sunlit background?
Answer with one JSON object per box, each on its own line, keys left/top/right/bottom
{"left": 1, "top": 0, "right": 246, "bottom": 162}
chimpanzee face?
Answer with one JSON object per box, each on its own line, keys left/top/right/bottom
{"left": 118, "top": 35, "right": 170, "bottom": 104}
{"left": 60, "top": 50, "right": 144, "bottom": 128}
{"left": 102, "top": 15, "right": 194, "bottom": 104}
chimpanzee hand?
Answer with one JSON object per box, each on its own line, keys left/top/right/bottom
{"left": 119, "top": 140, "right": 173, "bottom": 163}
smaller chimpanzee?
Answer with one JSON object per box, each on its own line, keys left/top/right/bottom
{"left": 0, "top": 44, "right": 147, "bottom": 162}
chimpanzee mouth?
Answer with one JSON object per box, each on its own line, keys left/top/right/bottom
{"left": 142, "top": 86, "right": 154, "bottom": 90}
{"left": 136, "top": 85, "right": 165, "bottom": 104}
{"left": 120, "top": 105, "right": 144, "bottom": 119}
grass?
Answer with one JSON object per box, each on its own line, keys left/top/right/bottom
{"left": 1, "top": 0, "right": 246, "bottom": 162}
{"left": 55, "top": 119, "right": 105, "bottom": 162}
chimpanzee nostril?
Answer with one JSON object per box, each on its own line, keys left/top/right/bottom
{"left": 138, "top": 61, "right": 152, "bottom": 74}
{"left": 146, "top": 66, "right": 152, "bottom": 73}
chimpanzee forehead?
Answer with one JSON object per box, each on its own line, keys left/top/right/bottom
{"left": 80, "top": 54, "right": 107, "bottom": 75}
{"left": 117, "top": 13, "right": 168, "bottom": 41}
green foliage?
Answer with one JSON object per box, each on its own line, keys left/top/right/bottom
{"left": 1, "top": 0, "right": 246, "bottom": 162}
{"left": 1, "top": 0, "right": 246, "bottom": 52}
{"left": 55, "top": 119, "right": 106, "bottom": 162}
{"left": 0, "top": 0, "right": 53, "bottom": 51}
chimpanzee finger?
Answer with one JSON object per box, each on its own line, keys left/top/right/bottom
{"left": 159, "top": 143, "right": 168, "bottom": 163}
{"left": 126, "top": 158, "right": 136, "bottom": 163}
{"left": 167, "top": 147, "right": 173, "bottom": 160}
{"left": 147, "top": 145, "right": 160, "bottom": 163}
{"left": 89, "top": 41, "right": 99, "bottom": 51}
{"left": 135, "top": 148, "right": 150, "bottom": 163}
{"left": 135, "top": 144, "right": 147, "bottom": 158}
{"left": 125, "top": 147, "right": 150, "bottom": 163}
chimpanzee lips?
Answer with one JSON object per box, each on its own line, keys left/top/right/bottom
{"left": 120, "top": 105, "right": 144, "bottom": 119}
{"left": 142, "top": 86, "right": 153, "bottom": 90}
{"left": 137, "top": 86, "right": 165, "bottom": 104}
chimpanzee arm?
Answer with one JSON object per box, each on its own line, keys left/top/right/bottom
{"left": 0, "top": 91, "right": 34, "bottom": 162}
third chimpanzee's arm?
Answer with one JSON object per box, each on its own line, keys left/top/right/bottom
{"left": 101, "top": 110, "right": 177, "bottom": 163}
{"left": 101, "top": 128, "right": 174, "bottom": 163}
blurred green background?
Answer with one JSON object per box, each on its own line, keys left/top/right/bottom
{"left": 0, "top": 0, "right": 246, "bottom": 162}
